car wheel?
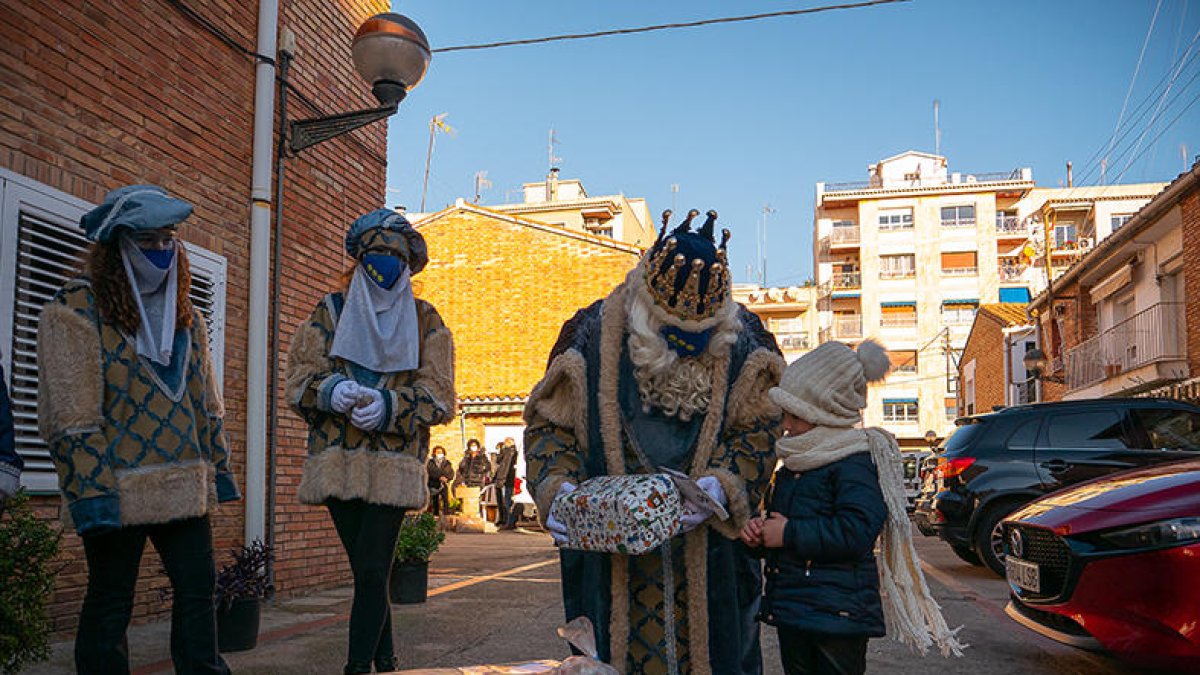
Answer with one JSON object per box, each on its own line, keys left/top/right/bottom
{"left": 974, "top": 503, "right": 1019, "bottom": 577}
{"left": 950, "top": 543, "right": 982, "bottom": 566}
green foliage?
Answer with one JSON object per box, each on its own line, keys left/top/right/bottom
{"left": 0, "top": 492, "right": 62, "bottom": 675}
{"left": 393, "top": 512, "right": 445, "bottom": 565}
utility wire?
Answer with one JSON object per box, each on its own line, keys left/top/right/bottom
{"left": 432, "top": 0, "right": 911, "bottom": 53}
{"left": 1115, "top": 87, "right": 1200, "bottom": 183}
{"left": 1104, "top": 0, "right": 1163, "bottom": 168}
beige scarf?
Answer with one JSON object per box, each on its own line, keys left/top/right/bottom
{"left": 776, "top": 426, "right": 967, "bottom": 657}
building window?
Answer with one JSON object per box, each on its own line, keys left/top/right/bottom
{"left": 878, "top": 208, "right": 913, "bottom": 231}
{"left": 940, "top": 205, "right": 976, "bottom": 227}
{"left": 0, "top": 172, "right": 228, "bottom": 492}
{"left": 947, "top": 374, "right": 959, "bottom": 395}
{"left": 889, "top": 350, "right": 918, "bottom": 374}
{"left": 880, "top": 305, "right": 917, "bottom": 328}
{"left": 945, "top": 398, "right": 958, "bottom": 420}
{"left": 1111, "top": 214, "right": 1134, "bottom": 231}
{"left": 883, "top": 400, "right": 919, "bottom": 423}
{"left": 880, "top": 254, "right": 916, "bottom": 279}
{"left": 995, "top": 210, "right": 1019, "bottom": 233}
{"left": 1054, "top": 223, "right": 1078, "bottom": 248}
{"left": 940, "top": 251, "right": 978, "bottom": 276}
{"left": 943, "top": 301, "right": 978, "bottom": 325}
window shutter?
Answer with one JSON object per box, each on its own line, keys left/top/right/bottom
{"left": 940, "top": 251, "right": 977, "bottom": 269}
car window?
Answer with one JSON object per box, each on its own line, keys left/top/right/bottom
{"left": 1006, "top": 418, "right": 1040, "bottom": 449}
{"left": 1045, "top": 410, "right": 1132, "bottom": 449}
{"left": 943, "top": 423, "right": 985, "bottom": 453}
{"left": 1134, "top": 409, "right": 1200, "bottom": 450}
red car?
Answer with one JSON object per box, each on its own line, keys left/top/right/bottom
{"left": 1003, "top": 458, "right": 1200, "bottom": 671}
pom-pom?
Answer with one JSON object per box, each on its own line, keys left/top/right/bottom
{"left": 856, "top": 339, "right": 891, "bottom": 383}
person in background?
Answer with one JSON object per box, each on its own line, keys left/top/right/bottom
{"left": 37, "top": 185, "right": 240, "bottom": 674}
{"left": 492, "top": 437, "right": 519, "bottom": 530}
{"left": 742, "top": 340, "right": 964, "bottom": 675}
{"left": 286, "top": 209, "right": 456, "bottom": 675}
{"left": 426, "top": 445, "right": 454, "bottom": 516}
{"left": 0, "top": 356, "right": 22, "bottom": 503}
{"left": 456, "top": 438, "right": 491, "bottom": 488}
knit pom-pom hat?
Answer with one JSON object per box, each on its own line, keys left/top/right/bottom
{"left": 769, "top": 339, "right": 891, "bottom": 427}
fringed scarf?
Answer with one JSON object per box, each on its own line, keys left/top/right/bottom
{"left": 776, "top": 425, "right": 967, "bottom": 657}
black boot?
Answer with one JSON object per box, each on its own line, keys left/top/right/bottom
{"left": 374, "top": 655, "right": 399, "bottom": 672}
{"left": 343, "top": 660, "right": 372, "bottom": 674}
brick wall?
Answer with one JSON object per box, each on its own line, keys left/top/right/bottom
{"left": 958, "top": 314, "right": 1006, "bottom": 414}
{"left": 1182, "top": 191, "right": 1200, "bottom": 376}
{"left": 2, "top": 0, "right": 388, "bottom": 635}
{"left": 415, "top": 206, "right": 641, "bottom": 463}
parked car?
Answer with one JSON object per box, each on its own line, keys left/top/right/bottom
{"left": 912, "top": 398, "right": 1200, "bottom": 576}
{"left": 901, "top": 450, "right": 933, "bottom": 509}
{"left": 1002, "top": 458, "right": 1200, "bottom": 672}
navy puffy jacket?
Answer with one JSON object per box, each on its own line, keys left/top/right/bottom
{"left": 758, "top": 452, "right": 887, "bottom": 637}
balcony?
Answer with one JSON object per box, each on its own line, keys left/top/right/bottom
{"left": 1064, "top": 303, "right": 1186, "bottom": 391}
{"left": 880, "top": 269, "right": 916, "bottom": 280}
{"left": 829, "top": 226, "right": 861, "bottom": 247}
{"left": 995, "top": 215, "right": 1026, "bottom": 235}
{"left": 999, "top": 265, "right": 1027, "bottom": 283}
{"left": 833, "top": 315, "right": 863, "bottom": 339}
{"left": 832, "top": 272, "right": 862, "bottom": 289}
{"left": 777, "top": 331, "right": 811, "bottom": 351}
{"left": 881, "top": 315, "right": 918, "bottom": 329}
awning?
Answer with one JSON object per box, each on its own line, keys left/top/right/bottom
{"left": 942, "top": 298, "right": 979, "bottom": 306}
{"left": 998, "top": 287, "right": 1031, "bottom": 304}
{"left": 883, "top": 397, "right": 919, "bottom": 404}
{"left": 880, "top": 300, "right": 916, "bottom": 307}
{"left": 1090, "top": 265, "right": 1133, "bottom": 303}
{"left": 998, "top": 244, "right": 1026, "bottom": 257}
{"left": 832, "top": 292, "right": 861, "bottom": 299}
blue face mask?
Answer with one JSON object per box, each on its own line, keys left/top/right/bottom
{"left": 661, "top": 326, "right": 713, "bottom": 358}
{"left": 362, "top": 254, "right": 403, "bottom": 289}
{"left": 141, "top": 247, "right": 175, "bottom": 270}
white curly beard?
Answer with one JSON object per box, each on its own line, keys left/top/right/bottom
{"left": 625, "top": 289, "right": 738, "bottom": 421}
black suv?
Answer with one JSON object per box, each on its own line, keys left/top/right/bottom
{"left": 912, "top": 398, "right": 1200, "bottom": 576}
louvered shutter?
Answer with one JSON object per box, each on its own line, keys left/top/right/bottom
{"left": 1, "top": 174, "right": 227, "bottom": 491}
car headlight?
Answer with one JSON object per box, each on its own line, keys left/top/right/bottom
{"left": 1096, "top": 517, "right": 1200, "bottom": 549}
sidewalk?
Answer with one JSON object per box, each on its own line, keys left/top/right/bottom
{"left": 24, "top": 530, "right": 568, "bottom": 675}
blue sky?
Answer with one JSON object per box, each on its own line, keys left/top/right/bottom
{"left": 385, "top": 0, "right": 1200, "bottom": 286}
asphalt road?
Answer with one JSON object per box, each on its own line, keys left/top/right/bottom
{"left": 26, "top": 527, "right": 1165, "bottom": 674}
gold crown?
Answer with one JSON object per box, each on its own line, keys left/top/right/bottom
{"left": 645, "top": 209, "right": 731, "bottom": 321}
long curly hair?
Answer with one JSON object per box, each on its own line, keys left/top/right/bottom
{"left": 86, "top": 241, "right": 194, "bottom": 335}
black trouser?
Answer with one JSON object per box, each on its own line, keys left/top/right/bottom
{"left": 327, "top": 498, "right": 406, "bottom": 671}
{"left": 76, "top": 516, "right": 229, "bottom": 675}
{"left": 428, "top": 483, "right": 450, "bottom": 515}
{"left": 496, "top": 483, "right": 514, "bottom": 525}
{"left": 777, "top": 627, "right": 868, "bottom": 675}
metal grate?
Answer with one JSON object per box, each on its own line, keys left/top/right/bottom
{"left": 1008, "top": 524, "right": 1073, "bottom": 601}
{"left": 6, "top": 206, "right": 226, "bottom": 489}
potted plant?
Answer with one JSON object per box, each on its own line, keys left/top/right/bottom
{"left": 390, "top": 513, "right": 445, "bottom": 604}
{"left": 0, "top": 493, "right": 61, "bottom": 674}
{"left": 214, "top": 539, "right": 274, "bottom": 653}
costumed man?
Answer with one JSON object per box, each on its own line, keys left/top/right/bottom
{"left": 37, "top": 185, "right": 239, "bottom": 674}
{"left": 525, "top": 209, "right": 785, "bottom": 674}
{"left": 286, "top": 209, "right": 456, "bottom": 674}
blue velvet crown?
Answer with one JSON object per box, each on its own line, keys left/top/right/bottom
{"left": 644, "top": 209, "right": 731, "bottom": 322}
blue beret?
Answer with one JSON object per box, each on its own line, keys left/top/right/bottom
{"left": 80, "top": 185, "right": 193, "bottom": 243}
{"left": 345, "top": 209, "right": 428, "bottom": 274}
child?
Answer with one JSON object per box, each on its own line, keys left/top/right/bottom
{"left": 742, "top": 340, "right": 963, "bottom": 674}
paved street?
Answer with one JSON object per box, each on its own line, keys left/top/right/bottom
{"left": 28, "top": 527, "right": 1161, "bottom": 674}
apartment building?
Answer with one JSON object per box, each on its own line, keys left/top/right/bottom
{"left": 813, "top": 151, "right": 1164, "bottom": 444}
{"left": 732, "top": 283, "right": 819, "bottom": 363}
{"left": 490, "top": 168, "right": 656, "bottom": 247}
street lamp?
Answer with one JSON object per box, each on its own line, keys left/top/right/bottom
{"left": 1022, "top": 347, "right": 1064, "bottom": 384}
{"left": 286, "top": 13, "right": 431, "bottom": 152}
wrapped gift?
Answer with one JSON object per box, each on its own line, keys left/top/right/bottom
{"left": 550, "top": 474, "right": 682, "bottom": 554}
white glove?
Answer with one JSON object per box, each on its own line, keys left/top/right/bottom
{"left": 679, "top": 476, "right": 727, "bottom": 533}
{"left": 546, "top": 481, "right": 576, "bottom": 546}
{"left": 330, "top": 380, "right": 361, "bottom": 414}
{"left": 350, "top": 388, "right": 385, "bottom": 431}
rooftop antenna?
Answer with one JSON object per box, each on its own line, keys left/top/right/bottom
{"left": 761, "top": 204, "right": 776, "bottom": 286}
{"left": 670, "top": 184, "right": 680, "bottom": 212}
{"left": 473, "top": 171, "right": 492, "bottom": 204}
{"left": 933, "top": 99, "right": 941, "bottom": 156}
{"left": 1184, "top": 143, "right": 1191, "bottom": 172}
{"left": 548, "top": 128, "right": 562, "bottom": 170}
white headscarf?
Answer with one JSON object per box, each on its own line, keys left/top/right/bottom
{"left": 119, "top": 235, "right": 178, "bottom": 366}
{"left": 329, "top": 263, "right": 420, "bottom": 373}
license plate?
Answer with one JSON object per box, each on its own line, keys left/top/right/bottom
{"left": 1006, "top": 556, "right": 1040, "bottom": 593}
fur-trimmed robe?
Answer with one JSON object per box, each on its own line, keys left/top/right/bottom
{"left": 286, "top": 292, "right": 455, "bottom": 509}
{"left": 525, "top": 280, "right": 784, "bottom": 675}
{"left": 37, "top": 278, "right": 239, "bottom": 535}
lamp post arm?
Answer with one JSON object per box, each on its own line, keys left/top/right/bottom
{"left": 288, "top": 103, "right": 399, "bottom": 153}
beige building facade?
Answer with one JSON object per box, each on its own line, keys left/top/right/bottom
{"left": 733, "top": 284, "right": 819, "bottom": 363}
{"left": 490, "top": 168, "right": 656, "bottom": 247}
{"left": 813, "top": 151, "right": 1165, "bottom": 445}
